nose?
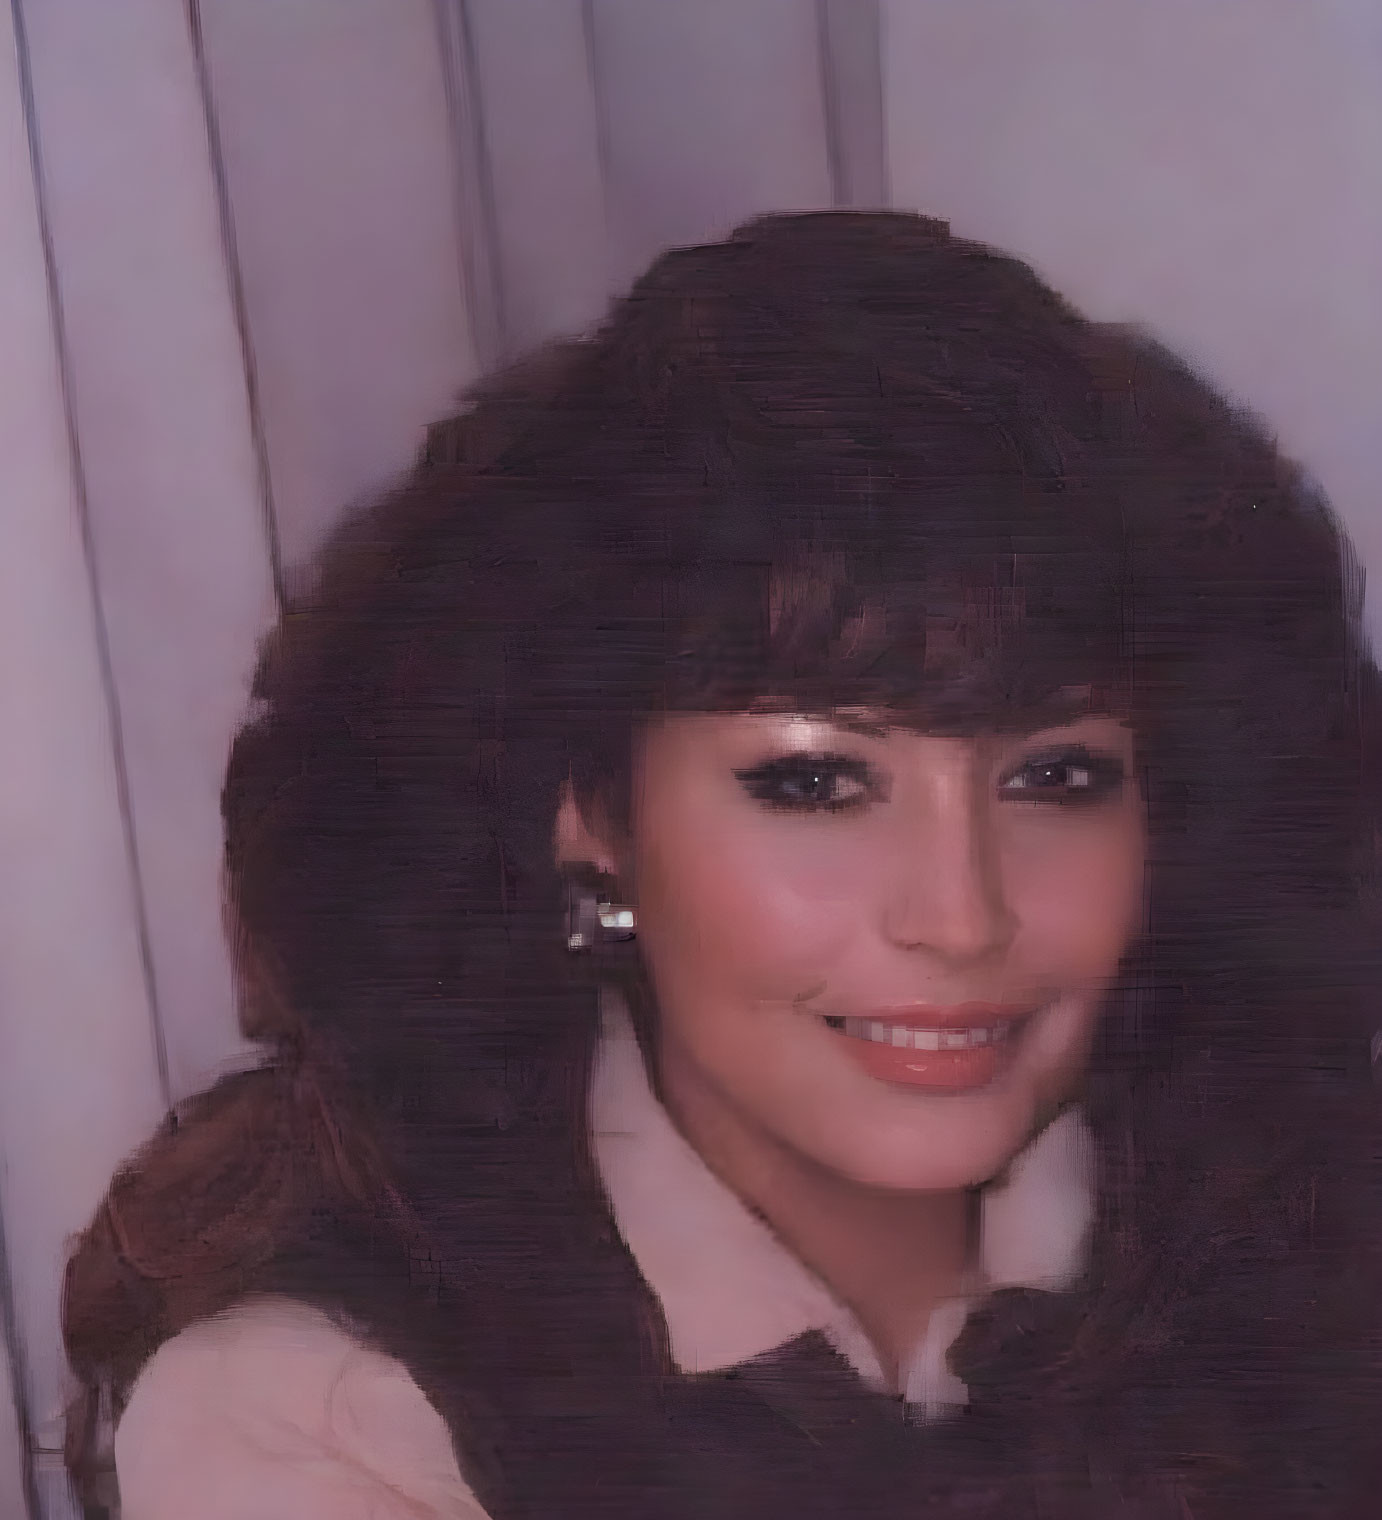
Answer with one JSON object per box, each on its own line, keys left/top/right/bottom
{"left": 880, "top": 748, "right": 1018, "bottom": 966}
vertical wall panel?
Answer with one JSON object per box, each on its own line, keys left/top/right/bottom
{"left": 439, "top": 0, "right": 888, "bottom": 362}
{"left": 197, "top": 0, "right": 479, "bottom": 569}
{"left": 0, "top": 5, "right": 166, "bottom": 1514}
{"left": 817, "top": 0, "right": 888, "bottom": 209}
{"left": 591, "top": 0, "right": 835, "bottom": 295}
{"left": 882, "top": 0, "right": 1382, "bottom": 648}
{"left": 18, "top": 0, "right": 278, "bottom": 1103}
{"left": 0, "top": 1289, "right": 29, "bottom": 1517}
{"left": 445, "top": 0, "right": 609, "bottom": 359}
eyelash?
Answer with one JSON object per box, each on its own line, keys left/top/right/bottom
{"left": 734, "top": 753, "right": 881, "bottom": 813}
{"left": 997, "top": 747, "right": 1126, "bottom": 806}
{"left": 734, "top": 747, "right": 1126, "bottom": 815}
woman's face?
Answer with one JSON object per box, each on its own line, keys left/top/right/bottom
{"left": 621, "top": 705, "right": 1146, "bottom": 1192}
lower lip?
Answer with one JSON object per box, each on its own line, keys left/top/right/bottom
{"left": 827, "top": 1018, "right": 1031, "bottom": 1092}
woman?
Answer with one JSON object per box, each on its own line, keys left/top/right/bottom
{"left": 64, "top": 211, "right": 1382, "bottom": 1519}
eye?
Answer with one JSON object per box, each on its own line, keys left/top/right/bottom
{"left": 998, "top": 746, "right": 1125, "bottom": 806}
{"left": 734, "top": 752, "right": 882, "bottom": 813}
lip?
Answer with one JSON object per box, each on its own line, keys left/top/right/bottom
{"left": 839, "top": 1002, "right": 1041, "bottom": 1030}
{"left": 823, "top": 1004, "right": 1042, "bottom": 1093}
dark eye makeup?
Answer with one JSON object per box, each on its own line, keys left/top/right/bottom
{"left": 733, "top": 753, "right": 884, "bottom": 813}
{"left": 997, "top": 746, "right": 1126, "bottom": 805}
{"left": 734, "top": 743, "right": 1126, "bottom": 815}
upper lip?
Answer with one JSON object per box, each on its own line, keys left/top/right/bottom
{"left": 836, "top": 1002, "right": 1040, "bottom": 1029}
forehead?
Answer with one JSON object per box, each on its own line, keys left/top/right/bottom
{"left": 738, "top": 684, "right": 1108, "bottom": 734}
{"left": 646, "top": 680, "right": 1122, "bottom": 744}
{"left": 640, "top": 693, "right": 1133, "bottom": 757}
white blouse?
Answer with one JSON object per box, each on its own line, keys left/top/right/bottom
{"left": 114, "top": 996, "right": 1095, "bottom": 1519}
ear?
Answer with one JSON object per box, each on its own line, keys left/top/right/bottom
{"left": 553, "top": 778, "right": 620, "bottom": 876}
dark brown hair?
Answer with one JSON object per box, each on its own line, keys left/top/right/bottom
{"left": 65, "top": 212, "right": 1382, "bottom": 1519}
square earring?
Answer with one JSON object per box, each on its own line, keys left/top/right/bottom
{"left": 563, "top": 868, "right": 637, "bottom": 952}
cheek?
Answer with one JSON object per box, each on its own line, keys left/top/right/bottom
{"left": 635, "top": 812, "right": 866, "bottom": 999}
{"left": 1006, "top": 815, "right": 1146, "bottom": 977}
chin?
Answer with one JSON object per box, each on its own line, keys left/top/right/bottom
{"left": 790, "top": 995, "right": 1097, "bottom": 1193}
{"left": 803, "top": 1090, "right": 1046, "bottom": 1194}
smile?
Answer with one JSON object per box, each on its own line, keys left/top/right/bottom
{"left": 827, "top": 1016, "right": 1017, "bottom": 1051}
{"left": 819, "top": 1007, "right": 1041, "bottom": 1092}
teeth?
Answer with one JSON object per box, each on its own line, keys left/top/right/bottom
{"left": 838, "top": 1017, "right": 1016, "bottom": 1051}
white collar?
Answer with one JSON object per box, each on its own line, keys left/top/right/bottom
{"left": 590, "top": 991, "right": 1094, "bottom": 1417}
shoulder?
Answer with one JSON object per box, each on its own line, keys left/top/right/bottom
{"left": 115, "top": 1295, "right": 488, "bottom": 1519}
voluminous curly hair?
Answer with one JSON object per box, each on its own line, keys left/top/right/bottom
{"left": 65, "top": 211, "right": 1382, "bottom": 1520}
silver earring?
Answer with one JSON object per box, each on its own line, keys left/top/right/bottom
{"left": 563, "top": 870, "right": 637, "bottom": 952}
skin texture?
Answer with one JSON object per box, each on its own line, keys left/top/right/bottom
{"left": 558, "top": 707, "right": 1146, "bottom": 1381}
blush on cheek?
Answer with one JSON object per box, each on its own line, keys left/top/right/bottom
{"left": 637, "top": 836, "right": 858, "bottom": 1004}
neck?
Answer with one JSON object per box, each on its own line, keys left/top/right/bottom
{"left": 656, "top": 1038, "right": 972, "bottom": 1392}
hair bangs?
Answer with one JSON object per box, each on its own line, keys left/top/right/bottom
{"left": 658, "top": 496, "right": 1132, "bottom": 735}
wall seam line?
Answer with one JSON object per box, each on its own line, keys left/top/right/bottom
{"left": 579, "top": 0, "right": 615, "bottom": 303}
{"left": 0, "top": 1192, "right": 37, "bottom": 1520}
{"left": 183, "top": 0, "right": 287, "bottom": 610}
{"left": 432, "top": 0, "right": 509, "bottom": 371}
{"left": 816, "top": 0, "right": 848, "bottom": 208}
{"left": 816, "top": 0, "right": 891, "bottom": 210}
